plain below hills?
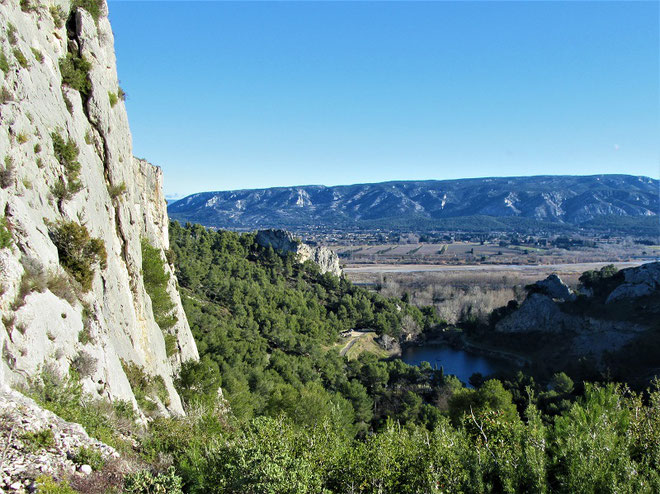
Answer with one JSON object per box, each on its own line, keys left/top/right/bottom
{"left": 168, "top": 175, "right": 659, "bottom": 235}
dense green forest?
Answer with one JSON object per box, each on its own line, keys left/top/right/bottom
{"left": 153, "top": 222, "right": 659, "bottom": 492}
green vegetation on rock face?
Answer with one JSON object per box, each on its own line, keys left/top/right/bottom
{"left": 0, "top": 216, "right": 12, "bottom": 248}
{"left": 141, "top": 239, "right": 178, "bottom": 331}
{"left": 49, "top": 221, "right": 107, "bottom": 291}
{"left": 59, "top": 53, "right": 91, "bottom": 100}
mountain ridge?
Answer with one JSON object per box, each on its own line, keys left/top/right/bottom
{"left": 169, "top": 174, "right": 658, "bottom": 233}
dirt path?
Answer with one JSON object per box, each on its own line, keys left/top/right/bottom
{"left": 339, "top": 331, "right": 368, "bottom": 357}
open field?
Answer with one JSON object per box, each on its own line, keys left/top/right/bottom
{"left": 334, "top": 240, "right": 657, "bottom": 266}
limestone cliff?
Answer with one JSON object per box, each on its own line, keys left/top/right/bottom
{"left": 255, "top": 229, "right": 342, "bottom": 277}
{"left": 0, "top": 0, "right": 197, "bottom": 414}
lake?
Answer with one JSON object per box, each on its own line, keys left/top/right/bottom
{"left": 401, "top": 343, "right": 514, "bottom": 386}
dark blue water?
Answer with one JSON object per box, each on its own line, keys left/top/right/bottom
{"left": 401, "top": 343, "right": 511, "bottom": 385}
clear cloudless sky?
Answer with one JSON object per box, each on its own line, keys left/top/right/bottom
{"left": 107, "top": 1, "right": 659, "bottom": 198}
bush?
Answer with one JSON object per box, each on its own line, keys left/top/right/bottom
{"left": 0, "top": 86, "right": 12, "bottom": 104}
{"left": 71, "top": 445, "right": 105, "bottom": 471}
{"left": 108, "top": 91, "right": 118, "bottom": 107}
{"left": 51, "top": 132, "right": 83, "bottom": 199}
{"left": 31, "top": 47, "right": 44, "bottom": 63}
{"left": 27, "top": 366, "right": 131, "bottom": 451}
{"left": 108, "top": 182, "right": 127, "bottom": 198}
{"left": 49, "top": 221, "right": 107, "bottom": 292}
{"left": 59, "top": 53, "right": 92, "bottom": 99}
{"left": 1, "top": 156, "right": 15, "bottom": 188}
{"left": 35, "top": 476, "right": 77, "bottom": 494}
{"left": 124, "top": 467, "right": 183, "bottom": 494}
{"left": 47, "top": 272, "right": 77, "bottom": 304}
{"left": 71, "top": 350, "right": 97, "bottom": 378}
{"left": 73, "top": 0, "right": 104, "bottom": 23}
{"left": 141, "top": 239, "right": 177, "bottom": 331}
{"left": 164, "top": 333, "right": 178, "bottom": 358}
{"left": 121, "top": 360, "right": 170, "bottom": 412}
{"left": 0, "top": 50, "right": 9, "bottom": 74}
{"left": 7, "top": 23, "right": 18, "bottom": 45}
{"left": 21, "top": 428, "right": 55, "bottom": 452}
{"left": 13, "top": 48, "right": 28, "bottom": 69}
{"left": 50, "top": 5, "right": 67, "bottom": 28}
{"left": 0, "top": 216, "right": 12, "bottom": 249}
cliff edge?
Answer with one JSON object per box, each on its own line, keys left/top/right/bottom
{"left": 0, "top": 0, "right": 197, "bottom": 414}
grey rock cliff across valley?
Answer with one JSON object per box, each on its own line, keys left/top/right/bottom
{"left": 0, "top": 0, "right": 197, "bottom": 413}
{"left": 255, "top": 229, "right": 342, "bottom": 277}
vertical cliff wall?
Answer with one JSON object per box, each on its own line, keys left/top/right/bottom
{"left": 0, "top": 0, "right": 198, "bottom": 414}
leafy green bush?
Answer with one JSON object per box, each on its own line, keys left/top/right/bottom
{"left": 72, "top": 446, "right": 105, "bottom": 471}
{"left": 124, "top": 467, "right": 183, "bottom": 494}
{"left": 59, "top": 53, "right": 92, "bottom": 99}
{"left": 27, "top": 366, "right": 131, "bottom": 451}
{"left": 108, "top": 91, "right": 118, "bottom": 107}
{"left": 51, "top": 132, "right": 83, "bottom": 199}
{"left": 141, "top": 239, "right": 177, "bottom": 331}
{"left": 31, "top": 47, "right": 44, "bottom": 63}
{"left": 13, "top": 48, "right": 28, "bottom": 69}
{"left": 0, "top": 216, "right": 12, "bottom": 249}
{"left": 49, "top": 5, "right": 67, "bottom": 28}
{"left": 21, "top": 428, "right": 55, "bottom": 452}
{"left": 121, "top": 360, "right": 170, "bottom": 412}
{"left": 35, "top": 476, "right": 77, "bottom": 494}
{"left": 108, "top": 181, "right": 127, "bottom": 198}
{"left": 73, "top": 0, "right": 104, "bottom": 23}
{"left": 0, "top": 50, "right": 9, "bottom": 74}
{"left": 49, "top": 221, "right": 107, "bottom": 292}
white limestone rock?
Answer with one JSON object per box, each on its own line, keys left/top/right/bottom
{"left": 255, "top": 229, "right": 342, "bottom": 277}
{"left": 0, "top": 0, "right": 197, "bottom": 413}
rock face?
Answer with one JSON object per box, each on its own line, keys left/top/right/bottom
{"left": 533, "top": 274, "right": 576, "bottom": 302}
{"left": 495, "top": 266, "right": 658, "bottom": 360}
{"left": 0, "top": 0, "right": 197, "bottom": 414}
{"left": 606, "top": 262, "right": 660, "bottom": 304}
{"left": 255, "top": 229, "right": 342, "bottom": 277}
{"left": 169, "top": 175, "right": 658, "bottom": 232}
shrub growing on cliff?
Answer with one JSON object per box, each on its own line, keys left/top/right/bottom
{"left": 0, "top": 216, "right": 12, "bottom": 249}
{"left": 59, "top": 52, "right": 92, "bottom": 99}
{"left": 141, "top": 239, "right": 177, "bottom": 331}
{"left": 121, "top": 360, "right": 170, "bottom": 413}
{"left": 51, "top": 132, "right": 84, "bottom": 199}
{"left": 73, "top": 0, "right": 104, "bottom": 23}
{"left": 49, "top": 221, "right": 107, "bottom": 292}
{"left": 0, "top": 49, "right": 9, "bottom": 74}
{"left": 13, "top": 48, "right": 28, "bottom": 69}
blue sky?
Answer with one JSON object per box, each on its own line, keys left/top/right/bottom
{"left": 108, "top": 1, "right": 659, "bottom": 197}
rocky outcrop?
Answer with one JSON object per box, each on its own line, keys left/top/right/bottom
{"left": 255, "top": 229, "right": 342, "bottom": 277}
{"left": 495, "top": 266, "right": 657, "bottom": 361}
{"left": 0, "top": 0, "right": 197, "bottom": 414}
{"left": 606, "top": 262, "right": 660, "bottom": 303}
{"left": 533, "top": 274, "right": 576, "bottom": 302}
{"left": 0, "top": 388, "right": 118, "bottom": 492}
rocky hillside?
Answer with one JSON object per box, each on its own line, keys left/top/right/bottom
{"left": 255, "top": 229, "right": 342, "bottom": 277}
{"left": 492, "top": 262, "right": 660, "bottom": 384}
{"left": 0, "top": 0, "right": 197, "bottom": 415}
{"left": 168, "top": 175, "right": 658, "bottom": 233}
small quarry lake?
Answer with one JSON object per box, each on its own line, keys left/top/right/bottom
{"left": 401, "top": 343, "right": 513, "bottom": 385}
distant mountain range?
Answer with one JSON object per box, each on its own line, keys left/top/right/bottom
{"left": 168, "top": 175, "right": 659, "bottom": 234}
